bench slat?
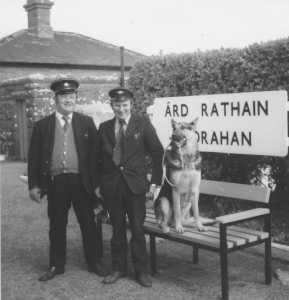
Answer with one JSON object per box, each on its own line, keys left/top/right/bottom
{"left": 185, "top": 226, "right": 247, "bottom": 246}
{"left": 229, "top": 225, "right": 269, "bottom": 239}
{"left": 146, "top": 209, "right": 155, "bottom": 217}
{"left": 145, "top": 213, "right": 215, "bottom": 229}
{"left": 145, "top": 215, "right": 248, "bottom": 247}
{"left": 184, "top": 224, "right": 261, "bottom": 244}
{"left": 146, "top": 213, "right": 264, "bottom": 244}
{"left": 200, "top": 180, "right": 270, "bottom": 203}
{"left": 208, "top": 226, "right": 259, "bottom": 243}
{"left": 216, "top": 208, "right": 270, "bottom": 224}
{"left": 145, "top": 214, "right": 270, "bottom": 247}
{"left": 144, "top": 219, "right": 234, "bottom": 249}
{"left": 145, "top": 212, "right": 215, "bottom": 225}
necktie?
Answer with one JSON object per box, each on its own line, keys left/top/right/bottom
{"left": 113, "top": 119, "right": 125, "bottom": 166}
{"left": 62, "top": 115, "right": 69, "bottom": 131}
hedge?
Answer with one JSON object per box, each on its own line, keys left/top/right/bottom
{"left": 128, "top": 37, "right": 289, "bottom": 199}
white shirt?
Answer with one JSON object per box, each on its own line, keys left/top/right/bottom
{"left": 55, "top": 111, "right": 73, "bottom": 128}
{"left": 114, "top": 115, "right": 131, "bottom": 136}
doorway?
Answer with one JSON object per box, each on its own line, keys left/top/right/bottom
{"left": 16, "top": 100, "right": 28, "bottom": 161}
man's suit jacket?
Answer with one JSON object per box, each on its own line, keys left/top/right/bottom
{"left": 28, "top": 112, "right": 98, "bottom": 196}
{"left": 96, "top": 114, "right": 164, "bottom": 197}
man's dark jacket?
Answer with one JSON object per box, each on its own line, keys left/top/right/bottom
{"left": 96, "top": 114, "right": 164, "bottom": 196}
{"left": 28, "top": 112, "right": 98, "bottom": 196}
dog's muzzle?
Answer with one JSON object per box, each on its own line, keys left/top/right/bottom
{"left": 171, "top": 134, "right": 187, "bottom": 148}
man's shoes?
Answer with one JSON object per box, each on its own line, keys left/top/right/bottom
{"left": 88, "top": 263, "right": 108, "bottom": 277}
{"left": 102, "top": 271, "right": 125, "bottom": 284}
{"left": 38, "top": 267, "right": 64, "bottom": 281}
{"left": 135, "top": 272, "right": 152, "bottom": 287}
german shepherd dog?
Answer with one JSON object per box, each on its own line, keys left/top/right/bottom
{"left": 154, "top": 118, "right": 207, "bottom": 233}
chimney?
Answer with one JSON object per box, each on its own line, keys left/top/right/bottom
{"left": 24, "top": 0, "right": 54, "bottom": 38}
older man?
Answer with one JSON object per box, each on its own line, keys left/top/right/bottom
{"left": 28, "top": 78, "right": 106, "bottom": 281}
{"left": 95, "top": 87, "right": 163, "bottom": 287}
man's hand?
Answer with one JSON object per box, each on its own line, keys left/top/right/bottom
{"left": 149, "top": 184, "right": 161, "bottom": 200}
{"left": 29, "top": 187, "right": 42, "bottom": 203}
{"left": 94, "top": 186, "right": 102, "bottom": 199}
{"left": 146, "top": 184, "right": 161, "bottom": 208}
{"left": 93, "top": 203, "right": 104, "bottom": 221}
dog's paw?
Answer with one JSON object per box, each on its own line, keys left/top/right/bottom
{"left": 160, "top": 224, "right": 170, "bottom": 233}
{"left": 196, "top": 221, "right": 207, "bottom": 232}
{"left": 175, "top": 223, "right": 184, "bottom": 233}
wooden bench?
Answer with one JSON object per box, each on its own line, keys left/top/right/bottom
{"left": 96, "top": 179, "right": 271, "bottom": 300}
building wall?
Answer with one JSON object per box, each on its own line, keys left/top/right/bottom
{"left": 0, "top": 65, "right": 123, "bottom": 82}
{"left": 0, "top": 67, "right": 124, "bottom": 159}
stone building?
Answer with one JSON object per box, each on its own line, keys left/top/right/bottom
{"left": 0, "top": 0, "right": 144, "bottom": 160}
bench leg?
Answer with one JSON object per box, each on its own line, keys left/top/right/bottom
{"left": 264, "top": 238, "right": 272, "bottom": 284}
{"left": 193, "top": 245, "right": 199, "bottom": 264}
{"left": 220, "top": 224, "right": 229, "bottom": 300}
{"left": 264, "top": 214, "right": 272, "bottom": 284}
{"left": 220, "top": 249, "right": 229, "bottom": 300}
{"left": 149, "top": 234, "right": 157, "bottom": 275}
{"left": 96, "top": 218, "right": 103, "bottom": 258}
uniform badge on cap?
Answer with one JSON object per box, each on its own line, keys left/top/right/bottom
{"left": 108, "top": 87, "right": 134, "bottom": 102}
{"left": 50, "top": 78, "right": 79, "bottom": 95}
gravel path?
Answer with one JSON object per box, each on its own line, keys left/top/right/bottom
{"left": 1, "top": 162, "right": 289, "bottom": 300}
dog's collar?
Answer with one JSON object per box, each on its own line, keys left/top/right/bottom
{"left": 164, "top": 148, "right": 201, "bottom": 170}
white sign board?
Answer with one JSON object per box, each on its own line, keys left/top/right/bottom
{"left": 148, "top": 90, "right": 288, "bottom": 157}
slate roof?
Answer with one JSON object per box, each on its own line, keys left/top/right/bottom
{"left": 0, "top": 30, "right": 145, "bottom": 67}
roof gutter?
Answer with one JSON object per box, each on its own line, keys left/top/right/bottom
{"left": 0, "top": 61, "right": 132, "bottom": 71}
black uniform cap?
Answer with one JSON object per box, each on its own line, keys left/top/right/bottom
{"left": 50, "top": 78, "right": 79, "bottom": 95}
{"left": 109, "top": 87, "right": 134, "bottom": 102}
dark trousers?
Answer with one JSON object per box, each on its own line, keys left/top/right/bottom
{"left": 47, "top": 174, "right": 100, "bottom": 271}
{"left": 106, "top": 175, "right": 148, "bottom": 274}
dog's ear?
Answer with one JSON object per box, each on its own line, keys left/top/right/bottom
{"left": 190, "top": 117, "right": 199, "bottom": 129}
{"left": 171, "top": 119, "right": 177, "bottom": 130}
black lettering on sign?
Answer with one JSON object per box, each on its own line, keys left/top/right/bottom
{"left": 241, "top": 131, "right": 252, "bottom": 146}
{"left": 242, "top": 102, "right": 251, "bottom": 116}
{"left": 252, "top": 101, "right": 256, "bottom": 115}
{"left": 195, "top": 131, "right": 200, "bottom": 142}
{"left": 200, "top": 100, "right": 269, "bottom": 117}
{"left": 165, "top": 103, "right": 172, "bottom": 117}
{"left": 197, "top": 131, "right": 208, "bottom": 144}
{"left": 173, "top": 104, "right": 179, "bottom": 117}
{"left": 164, "top": 103, "right": 188, "bottom": 117}
{"left": 220, "top": 131, "right": 229, "bottom": 144}
{"left": 211, "top": 131, "right": 219, "bottom": 144}
{"left": 211, "top": 103, "right": 219, "bottom": 116}
{"left": 231, "top": 102, "right": 240, "bottom": 116}
{"left": 258, "top": 100, "right": 268, "bottom": 115}
{"left": 181, "top": 104, "right": 188, "bottom": 117}
{"left": 201, "top": 103, "right": 208, "bottom": 116}
{"left": 220, "top": 102, "right": 229, "bottom": 116}
{"left": 197, "top": 131, "right": 252, "bottom": 146}
{"left": 231, "top": 132, "right": 240, "bottom": 145}
{"left": 241, "top": 101, "right": 268, "bottom": 116}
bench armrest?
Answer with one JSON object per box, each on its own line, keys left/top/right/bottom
{"left": 216, "top": 208, "right": 270, "bottom": 225}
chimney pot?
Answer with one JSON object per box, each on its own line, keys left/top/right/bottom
{"left": 24, "top": 0, "right": 54, "bottom": 39}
